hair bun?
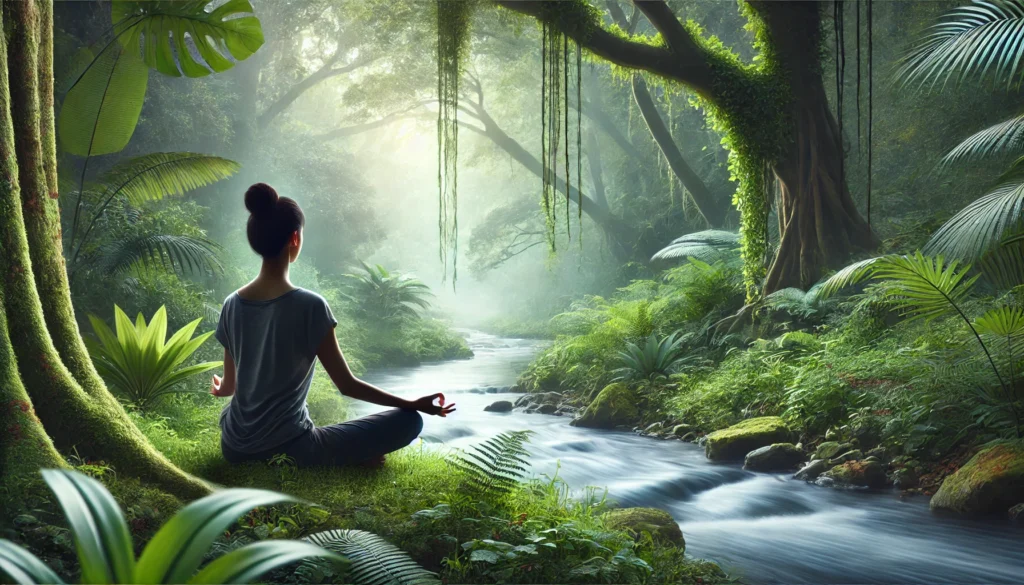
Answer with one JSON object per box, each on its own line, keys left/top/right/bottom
{"left": 245, "top": 183, "right": 279, "bottom": 216}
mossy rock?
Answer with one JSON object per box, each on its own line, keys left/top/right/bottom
{"left": 573, "top": 383, "right": 639, "bottom": 430}
{"left": 744, "top": 443, "right": 805, "bottom": 472}
{"left": 813, "top": 441, "right": 844, "bottom": 460}
{"left": 930, "top": 443, "right": 1024, "bottom": 516}
{"left": 603, "top": 507, "right": 684, "bottom": 547}
{"left": 822, "top": 460, "right": 887, "bottom": 489}
{"left": 704, "top": 416, "right": 791, "bottom": 461}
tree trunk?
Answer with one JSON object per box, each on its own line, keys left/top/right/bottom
{"left": 757, "top": 1, "right": 878, "bottom": 291}
{"left": 0, "top": 0, "right": 208, "bottom": 501}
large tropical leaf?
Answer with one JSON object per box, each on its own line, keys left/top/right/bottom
{"left": 189, "top": 541, "right": 344, "bottom": 585}
{"left": 40, "top": 470, "right": 135, "bottom": 584}
{"left": 897, "top": 0, "right": 1024, "bottom": 90}
{"left": 58, "top": 44, "right": 148, "bottom": 156}
{"left": 923, "top": 176, "right": 1024, "bottom": 261}
{"left": 100, "top": 234, "right": 223, "bottom": 277}
{"left": 818, "top": 253, "right": 979, "bottom": 323}
{"left": 979, "top": 238, "right": 1024, "bottom": 290}
{"left": 94, "top": 153, "right": 241, "bottom": 207}
{"left": 942, "top": 113, "right": 1024, "bottom": 166}
{"left": 112, "top": 0, "right": 265, "bottom": 78}
{"left": 651, "top": 230, "right": 740, "bottom": 262}
{"left": 0, "top": 540, "right": 66, "bottom": 585}
{"left": 305, "top": 530, "right": 439, "bottom": 585}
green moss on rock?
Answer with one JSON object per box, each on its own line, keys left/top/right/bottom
{"left": 603, "top": 507, "right": 684, "bottom": 547}
{"left": 704, "top": 416, "right": 791, "bottom": 461}
{"left": 822, "top": 460, "right": 887, "bottom": 489}
{"left": 573, "top": 383, "right": 638, "bottom": 430}
{"left": 930, "top": 443, "right": 1024, "bottom": 516}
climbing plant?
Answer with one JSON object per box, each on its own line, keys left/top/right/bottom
{"left": 436, "top": 0, "right": 475, "bottom": 285}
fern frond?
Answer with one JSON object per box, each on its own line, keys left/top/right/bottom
{"left": 651, "top": 230, "right": 740, "bottom": 262}
{"left": 101, "top": 234, "right": 223, "bottom": 277}
{"left": 304, "top": 529, "right": 439, "bottom": 585}
{"left": 95, "top": 152, "right": 240, "bottom": 206}
{"left": 454, "top": 431, "right": 534, "bottom": 497}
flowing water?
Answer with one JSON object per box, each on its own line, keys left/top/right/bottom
{"left": 361, "top": 331, "right": 1024, "bottom": 584}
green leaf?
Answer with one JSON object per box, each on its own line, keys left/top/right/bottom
{"left": 40, "top": 469, "right": 135, "bottom": 584}
{"left": 93, "top": 153, "right": 241, "bottom": 207}
{"left": 188, "top": 541, "right": 344, "bottom": 584}
{"left": 135, "top": 489, "right": 298, "bottom": 584}
{"left": 112, "top": 0, "right": 265, "bottom": 78}
{"left": 58, "top": 44, "right": 148, "bottom": 157}
{"left": 0, "top": 540, "right": 66, "bottom": 585}
{"left": 304, "top": 529, "right": 440, "bottom": 585}
{"left": 469, "top": 549, "right": 502, "bottom": 564}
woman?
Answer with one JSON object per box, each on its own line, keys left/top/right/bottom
{"left": 210, "top": 183, "right": 455, "bottom": 467}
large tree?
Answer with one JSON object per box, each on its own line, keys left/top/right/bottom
{"left": 494, "top": 0, "right": 879, "bottom": 294}
{"left": 0, "top": 0, "right": 207, "bottom": 504}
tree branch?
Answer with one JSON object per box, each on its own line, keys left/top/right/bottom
{"left": 584, "top": 125, "right": 608, "bottom": 208}
{"left": 494, "top": 0, "right": 715, "bottom": 96}
{"left": 257, "top": 53, "right": 378, "bottom": 130}
{"left": 316, "top": 100, "right": 433, "bottom": 141}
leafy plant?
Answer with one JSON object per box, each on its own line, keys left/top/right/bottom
{"left": 819, "top": 252, "right": 1023, "bottom": 437}
{"left": 454, "top": 431, "right": 534, "bottom": 497}
{"left": 86, "top": 305, "right": 221, "bottom": 410}
{"left": 304, "top": 529, "right": 439, "bottom": 585}
{"left": 650, "top": 230, "right": 740, "bottom": 263}
{"left": 899, "top": 0, "right": 1024, "bottom": 262}
{"left": 613, "top": 332, "right": 692, "bottom": 381}
{"left": 0, "top": 469, "right": 341, "bottom": 584}
{"left": 66, "top": 152, "right": 239, "bottom": 279}
{"left": 344, "top": 262, "right": 433, "bottom": 321}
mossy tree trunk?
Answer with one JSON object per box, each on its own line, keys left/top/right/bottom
{"left": 0, "top": 0, "right": 208, "bottom": 502}
{"left": 497, "top": 0, "right": 878, "bottom": 293}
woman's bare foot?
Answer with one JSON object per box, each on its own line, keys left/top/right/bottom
{"left": 358, "top": 455, "right": 386, "bottom": 468}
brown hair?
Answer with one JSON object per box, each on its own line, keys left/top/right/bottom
{"left": 244, "top": 183, "right": 305, "bottom": 258}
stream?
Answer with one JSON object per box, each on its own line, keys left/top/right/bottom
{"left": 360, "top": 331, "right": 1024, "bottom": 584}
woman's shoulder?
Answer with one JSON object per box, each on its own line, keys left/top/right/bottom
{"left": 291, "top": 288, "right": 331, "bottom": 307}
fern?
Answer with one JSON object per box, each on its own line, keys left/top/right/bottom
{"left": 304, "top": 529, "right": 439, "bottom": 585}
{"left": 650, "top": 230, "right": 740, "bottom": 263}
{"left": 454, "top": 431, "right": 534, "bottom": 497}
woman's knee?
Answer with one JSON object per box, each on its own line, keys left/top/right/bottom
{"left": 396, "top": 408, "right": 423, "bottom": 441}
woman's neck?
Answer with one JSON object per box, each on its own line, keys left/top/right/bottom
{"left": 238, "top": 256, "right": 295, "bottom": 300}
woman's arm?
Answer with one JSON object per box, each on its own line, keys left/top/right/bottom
{"left": 211, "top": 349, "right": 236, "bottom": 397}
{"left": 316, "top": 330, "right": 455, "bottom": 416}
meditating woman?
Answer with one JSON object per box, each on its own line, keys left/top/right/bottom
{"left": 210, "top": 182, "right": 455, "bottom": 467}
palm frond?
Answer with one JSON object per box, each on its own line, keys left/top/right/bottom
{"left": 897, "top": 0, "right": 1024, "bottom": 91}
{"left": 651, "top": 230, "right": 740, "bottom": 262}
{"left": 612, "top": 332, "right": 692, "bottom": 381}
{"left": 453, "top": 431, "right": 533, "bottom": 497}
{"left": 942, "top": 113, "right": 1024, "bottom": 166}
{"left": 101, "top": 234, "right": 223, "bottom": 278}
{"left": 817, "top": 257, "right": 884, "bottom": 298}
{"left": 979, "top": 239, "right": 1024, "bottom": 290}
{"left": 923, "top": 177, "right": 1024, "bottom": 261}
{"left": 94, "top": 153, "right": 241, "bottom": 207}
{"left": 304, "top": 530, "right": 438, "bottom": 585}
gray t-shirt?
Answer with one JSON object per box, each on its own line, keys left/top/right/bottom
{"left": 216, "top": 288, "right": 337, "bottom": 454}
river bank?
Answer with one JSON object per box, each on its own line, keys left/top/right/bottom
{"left": 362, "top": 331, "right": 1024, "bottom": 584}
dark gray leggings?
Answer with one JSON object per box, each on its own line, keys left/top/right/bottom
{"left": 222, "top": 408, "right": 424, "bottom": 467}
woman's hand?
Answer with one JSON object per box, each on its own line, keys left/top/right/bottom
{"left": 210, "top": 374, "right": 233, "bottom": 397}
{"left": 409, "top": 393, "right": 456, "bottom": 417}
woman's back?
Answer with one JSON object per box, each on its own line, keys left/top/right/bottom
{"left": 216, "top": 288, "right": 336, "bottom": 454}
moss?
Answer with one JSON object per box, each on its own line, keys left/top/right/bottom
{"left": 573, "top": 382, "right": 639, "bottom": 429}
{"left": 704, "top": 416, "right": 791, "bottom": 461}
{"left": 603, "top": 507, "right": 684, "bottom": 548}
{"left": 930, "top": 443, "right": 1024, "bottom": 515}
{"left": 822, "top": 459, "right": 887, "bottom": 489}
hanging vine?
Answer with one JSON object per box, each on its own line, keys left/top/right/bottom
{"left": 539, "top": 19, "right": 583, "bottom": 253}
{"left": 436, "top": 0, "right": 474, "bottom": 285}
{"left": 867, "top": 0, "right": 873, "bottom": 226}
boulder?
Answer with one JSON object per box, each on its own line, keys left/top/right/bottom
{"left": 643, "top": 422, "right": 664, "bottom": 435}
{"left": 704, "top": 417, "right": 791, "bottom": 461}
{"left": 513, "top": 395, "right": 532, "bottom": 408}
{"left": 573, "top": 383, "right": 640, "bottom": 430}
{"left": 1009, "top": 503, "right": 1024, "bottom": 523}
{"left": 744, "top": 443, "right": 805, "bottom": 472}
{"left": 829, "top": 449, "right": 864, "bottom": 465}
{"left": 813, "top": 441, "right": 844, "bottom": 460}
{"left": 930, "top": 443, "right": 1024, "bottom": 516}
{"left": 485, "top": 387, "right": 499, "bottom": 394}
{"left": 794, "top": 459, "right": 830, "bottom": 481}
{"left": 891, "top": 468, "right": 919, "bottom": 490}
{"left": 672, "top": 424, "right": 695, "bottom": 437}
{"left": 535, "top": 391, "right": 563, "bottom": 405}
{"left": 603, "top": 508, "right": 684, "bottom": 547}
{"left": 822, "top": 460, "right": 888, "bottom": 489}
{"left": 537, "top": 403, "right": 557, "bottom": 415}
{"left": 483, "top": 400, "right": 513, "bottom": 413}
